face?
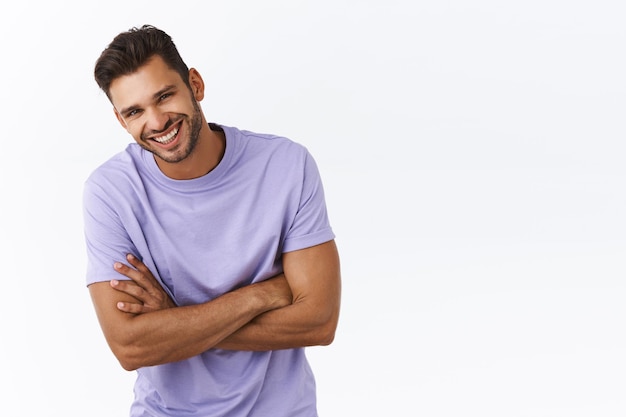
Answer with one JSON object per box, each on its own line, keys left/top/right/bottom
{"left": 110, "top": 55, "right": 204, "bottom": 165}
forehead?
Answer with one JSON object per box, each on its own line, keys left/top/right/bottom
{"left": 109, "top": 55, "right": 185, "bottom": 110}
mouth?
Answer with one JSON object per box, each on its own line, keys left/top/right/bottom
{"left": 150, "top": 122, "right": 181, "bottom": 146}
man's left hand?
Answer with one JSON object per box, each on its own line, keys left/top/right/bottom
{"left": 111, "top": 254, "right": 176, "bottom": 314}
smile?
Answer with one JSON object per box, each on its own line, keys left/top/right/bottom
{"left": 153, "top": 127, "right": 179, "bottom": 145}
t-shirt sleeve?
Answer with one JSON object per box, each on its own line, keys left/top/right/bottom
{"left": 83, "top": 178, "right": 137, "bottom": 286}
{"left": 282, "top": 150, "right": 335, "bottom": 253}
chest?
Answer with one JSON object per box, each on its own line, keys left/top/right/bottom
{"left": 129, "top": 181, "right": 295, "bottom": 305}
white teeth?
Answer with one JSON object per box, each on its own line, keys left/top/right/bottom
{"left": 153, "top": 128, "right": 178, "bottom": 144}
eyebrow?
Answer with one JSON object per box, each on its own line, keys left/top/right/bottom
{"left": 118, "top": 84, "right": 177, "bottom": 116}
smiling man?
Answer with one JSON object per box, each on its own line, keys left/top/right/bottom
{"left": 83, "top": 25, "right": 341, "bottom": 417}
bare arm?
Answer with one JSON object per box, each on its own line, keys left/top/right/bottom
{"left": 216, "top": 239, "right": 341, "bottom": 350}
{"left": 109, "top": 240, "right": 342, "bottom": 352}
{"left": 88, "top": 255, "right": 292, "bottom": 371}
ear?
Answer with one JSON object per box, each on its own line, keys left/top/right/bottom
{"left": 113, "top": 107, "right": 129, "bottom": 131}
{"left": 188, "top": 68, "right": 205, "bottom": 101}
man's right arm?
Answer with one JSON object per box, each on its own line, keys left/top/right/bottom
{"left": 88, "top": 267, "right": 292, "bottom": 371}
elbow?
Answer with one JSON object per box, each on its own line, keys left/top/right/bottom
{"left": 115, "top": 346, "right": 154, "bottom": 371}
{"left": 318, "top": 320, "right": 338, "bottom": 346}
{"left": 311, "top": 310, "right": 339, "bottom": 346}
{"left": 111, "top": 345, "right": 143, "bottom": 371}
{"left": 119, "top": 359, "right": 138, "bottom": 372}
{"left": 118, "top": 349, "right": 145, "bottom": 371}
{"left": 316, "top": 330, "right": 335, "bottom": 346}
{"left": 108, "top": 337, "right": 152, "bottom": 372}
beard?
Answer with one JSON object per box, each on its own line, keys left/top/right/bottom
{"left": 140, "top": 99, "right": 203, "bottom": 164}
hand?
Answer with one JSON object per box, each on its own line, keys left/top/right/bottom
{"left": 259, "top": 274, "right": 293, "bottom": 310}
{"left": 112, "top": 254, "right": 177, "bottom": 314}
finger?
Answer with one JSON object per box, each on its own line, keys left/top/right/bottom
{"left": 114, "top": 261, "right": 143, "bottom": 281}
{"left": 110, "top": 279, "right": 147, "bottom": 300}
{"left": 125, "top": 254, "right": 170, "bottom": 301}
{"left": 114, "top": 257, "right": 155, "bottom": 292}
{"left": 116, "top": 300, "right": 149, "bottom": 314}
{"left": 125, "top": 253, "right": 147, "bottom": 273}
{"left": 125, "top": 254, "right": 159, "bottom": 287}
{"left": 116, "top": 255, "right": 177, "bottom": 310}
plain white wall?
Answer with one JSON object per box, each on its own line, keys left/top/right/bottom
{"left": 1, "top": 1, "right": 625, "bottom": 415}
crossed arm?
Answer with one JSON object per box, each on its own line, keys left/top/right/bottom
{"left": 88, "top": 240, "right": 341, "bottom": 371}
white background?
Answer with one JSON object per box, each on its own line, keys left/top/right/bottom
{"left": 1, "top": 1, "right": 624, "bottom": 416}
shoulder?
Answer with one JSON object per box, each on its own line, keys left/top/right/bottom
{"left": 84, "top": 144, "right": 144, "bottom": 196}
{"left": 223, "top": 124, "right": 310, "bottom": 162}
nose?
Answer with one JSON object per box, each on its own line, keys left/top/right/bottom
{"left": 144, "top": 106, "right": 170, "bottom": 133}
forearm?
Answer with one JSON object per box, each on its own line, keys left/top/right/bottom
{"left": 95, "top": 241, "right": 341, "bottom": 360}
{"left": 122, "top": 288, "right": 269, "bottom": 367}
{"left": 216, "top": 241, "right": 342, "bottom": 351}
{"left": 90, "top": 277, "right": 289, "bottom": 371}
{"left": 216, "top": 288, "right": 340, "bottom": 351}
{"left": 215, "top": 310, "right": 335, "bottom": 351}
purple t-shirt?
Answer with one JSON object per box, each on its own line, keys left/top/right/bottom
{"left": 83, "top": 124, "right": 335, "bottom": 416}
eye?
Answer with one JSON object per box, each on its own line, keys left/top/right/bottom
{"left": 128, "top": 109, "right": 140, "bottom": 117}
{"left": 159, "top": 93, "right": 172, "bottom": 101}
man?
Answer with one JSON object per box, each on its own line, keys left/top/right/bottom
{"left": 83, "top": 25, "right": 341, "bottom": 417}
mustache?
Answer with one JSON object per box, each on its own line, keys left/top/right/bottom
{"left": 141, "top": 117, "right": 181, "bottom": 141}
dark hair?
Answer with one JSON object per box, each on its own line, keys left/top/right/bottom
{"left": 94, "top": 25, "right": 190, "bottom": 100}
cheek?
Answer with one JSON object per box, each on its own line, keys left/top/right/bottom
{"left": 124, "top": 120, "right": 144, "bottom": 139}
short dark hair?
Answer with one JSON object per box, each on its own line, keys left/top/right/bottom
{"left": 94, "top": 25, "right": 190, "bottom": 100}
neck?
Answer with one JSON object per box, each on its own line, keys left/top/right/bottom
{"left": 156, "top": 122, "right": 225, "bottom": 180}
